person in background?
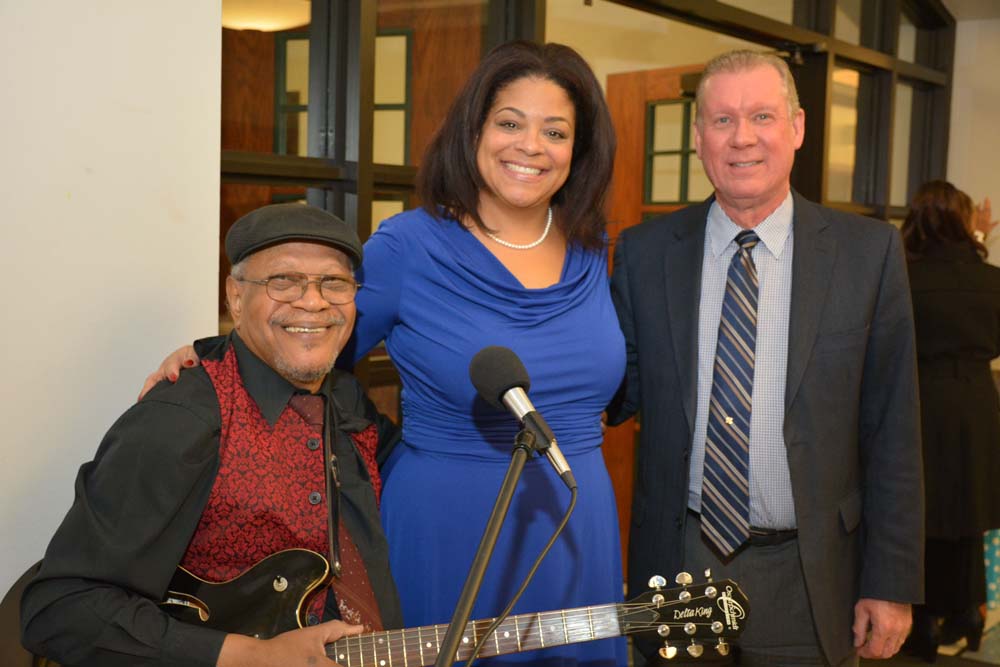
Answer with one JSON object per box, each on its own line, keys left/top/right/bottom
{"left": 21, "top": 204, "right": 402, "bottom": 666}
{"left": 608, "top": 49, "right": 922, "bottom": 666}
{"left": 900, "top": 180, "right": 1000, "bottom": 662}
{"left": 142, "top": 40, "right": 626, "bottom": 667}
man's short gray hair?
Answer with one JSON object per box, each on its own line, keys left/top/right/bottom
{"left": 695, "top": 50, "right": 801, "bottom": 125}
{"left": 230, "top": 258, "right": 248, "bottom": 279}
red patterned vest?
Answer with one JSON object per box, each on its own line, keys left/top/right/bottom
{"left": 180, "top": 346, "right": 378, "bottom": 623}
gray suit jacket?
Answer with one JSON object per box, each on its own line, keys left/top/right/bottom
{"left": 608, "top": 192, "right": 923, "bottom": 664}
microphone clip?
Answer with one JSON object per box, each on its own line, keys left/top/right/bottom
{"left": 521, "top": 411, "right": 556, "bottom": 454}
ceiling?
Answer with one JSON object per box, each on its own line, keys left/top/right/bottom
{"left": 942, "top": 0, "right": 1000, "bottom": 21}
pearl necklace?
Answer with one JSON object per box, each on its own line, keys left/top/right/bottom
{"left": 484, "top": 207, "right": 553, "bottom": 250}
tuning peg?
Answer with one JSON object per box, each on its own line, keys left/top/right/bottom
{"left": 648, "top": 575, "right": 667, "bottom": 590}
{"left": 711, "top": 621, "right": 724, "bottom": 634}
{"left": 716, "top": 639, "right": 730, "bottom": 656}
{"left": 684, "top": 622, "right": 696, "bottom": 636}
{"left": 657, "top": 624, "right": 671, "bottom": 638}
{"left": 686, "top": 641, "right": 704, "bottom": 658}
{"left": 659, "top": 642, "right": 678, "bottom": 660}
{"left": 705, "top": 585, "right": 718, "bottom": 600}
{"left": 704, "top": 568, "right": 713, "bottom": 581}
{"left": 674, "top": 571, "right": 693, "bottom": 602}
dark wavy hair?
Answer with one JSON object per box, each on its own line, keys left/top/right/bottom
{"left": 417, "top": 40, "right": 616, "bottom": 251}
{"left": 901, "top": 180, "right": 985, "bottom": 260}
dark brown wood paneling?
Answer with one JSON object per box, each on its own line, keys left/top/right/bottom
{"left": 221, "top": 28, "right": 276, "bottom": 153}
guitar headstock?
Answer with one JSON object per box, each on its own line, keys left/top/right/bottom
{"left": 621, "top": 570, "right": 749, "bottom": 659}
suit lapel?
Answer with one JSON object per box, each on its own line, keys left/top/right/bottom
{"left": 785, "top": 193, "right": 836, "bottom": 411}
{"left": 662, "top": 201, "right": 710, "bottom": 435}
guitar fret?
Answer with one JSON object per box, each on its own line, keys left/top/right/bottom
{"left": 466, "top": 619, "right": 476, "bottom": 659}
{"left": 493, "top": 621, "right": 501, "bottom": 655}
{"left": 434, "top": 623, "right": 441, "bottom": 662}
{"left": 587, "top": 606, "right": 595, "bottom": 641}
{"left": 417, "top": 626, "right": 425, "bottom": 666}
{"left": 562, "top": 610, "right": 569, "bottom": 645}
{"left": 537, "top": 613, "right": 545, "bottom": 647}
{"left": 401, "top": 627, "right": 407, "bottom": 667}
{"left": 514, "top": 616, "right": 522, "bottom": 652}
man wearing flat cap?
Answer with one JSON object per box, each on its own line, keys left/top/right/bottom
{"left": 21, "top": 203, "right": 402, "bottom": 666}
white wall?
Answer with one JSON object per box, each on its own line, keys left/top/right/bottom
{"left": 0, "top": 2, "right": 220, "bottom": 594}
{"left": 947, "top": 17, "right": 1000, "bottom": 207}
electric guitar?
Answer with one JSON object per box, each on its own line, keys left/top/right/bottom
{"left": 161, "top": 548, "right": 748, "bottom": 664}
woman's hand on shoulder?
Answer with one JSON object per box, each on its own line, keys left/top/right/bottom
{"left": 137, "top": 345, "right": 200, "bottom": 401}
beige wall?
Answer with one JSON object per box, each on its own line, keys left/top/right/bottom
{"left": 546, "top": 0, "right": 756, "bottom": 92}
{"left": 0, "top": 1, "right": 220, "bottom": 594}
{"left": 947, "top": 18, "right": 1000, "bottom": 207}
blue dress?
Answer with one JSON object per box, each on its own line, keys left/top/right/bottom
{"left": 351, "top": 208, "right": 627, "bottom": 666}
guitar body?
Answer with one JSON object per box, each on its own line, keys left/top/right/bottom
{"left": 161, "top": 548, "right": 330, "bottom": 639}
{"left": 161, "top": 550, "right": 748, "bottom": 666}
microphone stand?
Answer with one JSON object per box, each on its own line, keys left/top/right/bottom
{"left": 433, "top": 429, "right": 536, "bottom": 667}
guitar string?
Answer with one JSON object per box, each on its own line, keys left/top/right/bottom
{"left": 327, "top": 597, "right": 732, "bottom": 660}
{"left": 327, "top": 599, "right": 726, "bottom": 647}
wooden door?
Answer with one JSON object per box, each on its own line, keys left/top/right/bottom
{"left": 602, "top": 63, "right": 704, "bottom": 573}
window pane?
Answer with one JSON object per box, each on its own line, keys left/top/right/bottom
{"left": 650, "top": 154, "right": 681, "bottom": 203}
{"left": 890, "top": 83, "right": 914, "bottom": 207}
{"left": 282, "top": 110, "right": 309, "bottom": 157}
{"left": 718, "top": 0, "right": 793, "bottom": 24}
{"left": 377, "top": 1, "right": 487, "bottom": 167}
{"left": 374, "top": 109, "right": 407, "bottom": 165}
{"left": 827, "top": 68, "right": 860, "bottom": 202}
{"left": 221, "top": 0, "right": 311, "bottom": 154}
{"left": 373, "top": 199, "right": 406, "bottom": 233}
{"left": 375, "top": 34, "right": 408, "bottom": 105}
{"left": 285, "top": 38, "right": 309, "bottom": 105}
{"left": 652, "top": 103, "right": 684, "bottom": 152}
{"left": 834, "top": 0, "right": 861, "bottom": 45}
{"left": 898, "top": 12, "right": 917, "bottom": 63}
{"left": 688, "top": 156, "right": 714, "bottom": 202}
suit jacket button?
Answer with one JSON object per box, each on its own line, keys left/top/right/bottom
{"left": 308, "top": 491, "right": 322, "bottom": 505}
{"left": 307, "top": 438, "right": 320, "bottom": 450}
{"left": 307, "top": 613, "right": 320, "bottom": 626}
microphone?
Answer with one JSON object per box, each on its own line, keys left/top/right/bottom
{"left": 469, "top": 346, "right": 576, "bottom": 490}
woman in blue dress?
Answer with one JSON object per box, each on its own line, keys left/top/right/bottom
{"left": 347, "top": 41, "right": 625, "bottom": 667}
{"left": 145, "top": 41, "right": 626, "bottom": 666}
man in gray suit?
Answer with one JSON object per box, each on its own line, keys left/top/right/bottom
{"left": 608, "top": 50, "right": 922, "bottom": 666}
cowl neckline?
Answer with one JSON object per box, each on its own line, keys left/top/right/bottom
{"left": 413, "top": 209, "right": 607, "bottom": 324}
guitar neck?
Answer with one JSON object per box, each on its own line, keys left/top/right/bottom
{"left": 325, "top": 602, "right": 623, "bottom": 667}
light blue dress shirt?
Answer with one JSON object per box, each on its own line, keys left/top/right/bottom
{"left": 688, "top": 193, "right": 796, "bottom": 529}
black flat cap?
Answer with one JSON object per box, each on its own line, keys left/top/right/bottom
{"left": 225, "top": 203, "right": 363, "bottom": 268}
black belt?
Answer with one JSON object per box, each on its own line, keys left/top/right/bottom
{"left": 689, "top": 509, "right": 798, "bottom": 547}
{"left": 748, "top": 525, "right": 798, "bottom": 547}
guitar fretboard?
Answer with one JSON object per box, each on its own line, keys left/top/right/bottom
{"left": 325, "top": 603, "right": 622, "bottom": 667}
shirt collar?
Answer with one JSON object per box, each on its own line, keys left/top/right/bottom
{"left": 231, "top": 331, "right": 333, "bottom": 426}
{"left": 707, "top": 191, "right": 794, "bottom": 259}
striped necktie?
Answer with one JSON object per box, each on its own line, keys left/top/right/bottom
{"left": 701, "top": 229, "right": 760, "bottom": 557}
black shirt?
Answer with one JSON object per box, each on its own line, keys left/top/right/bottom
{"left": 20, "top": 333, "right": 401, "bottom": 666}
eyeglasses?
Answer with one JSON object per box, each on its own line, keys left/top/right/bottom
{"left": 236, "top": 273, "right": 361, "bottom": 305}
